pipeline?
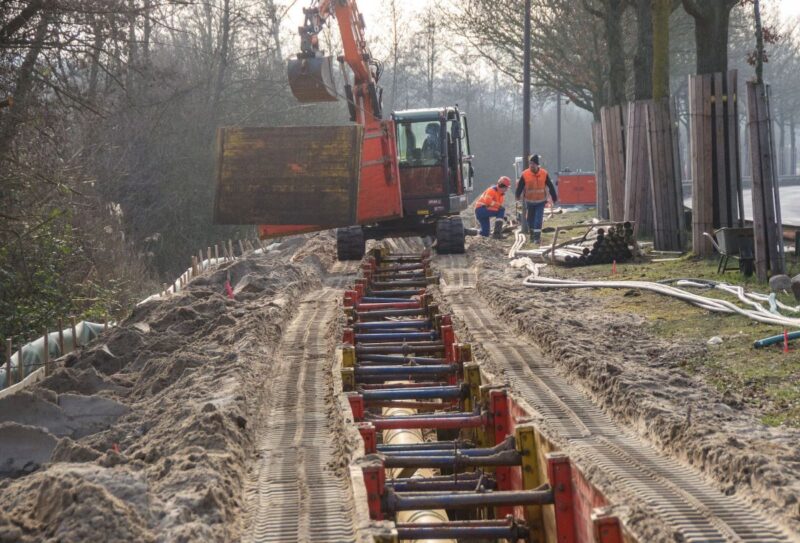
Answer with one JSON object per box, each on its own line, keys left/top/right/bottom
{"left": 338, "top": 246, "right": 601, "bottom": 543}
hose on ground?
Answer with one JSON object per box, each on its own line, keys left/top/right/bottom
{"left": 521, "top": 275, "right": 800, "bottom": 328}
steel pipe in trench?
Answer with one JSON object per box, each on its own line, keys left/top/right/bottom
{"left": 383, "top": 404, "right": 455, "bottom": 543}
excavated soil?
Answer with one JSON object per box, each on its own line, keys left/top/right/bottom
{"left": 0, "top": 233, "right": 337, "bottom": 543}
{"left": 462, "top": 236, "right": 800, "bottom": 537}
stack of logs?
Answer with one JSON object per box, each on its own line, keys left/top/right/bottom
{"left": 560, "top": 223, "right": 635, "bottom": 266}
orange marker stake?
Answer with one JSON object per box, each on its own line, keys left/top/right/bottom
{"left": 612, "top": 260, "right": 617, "bottom": 275}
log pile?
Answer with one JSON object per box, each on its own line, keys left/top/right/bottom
{"left": 558, "top": 223, "right": 635, "bottom": 266}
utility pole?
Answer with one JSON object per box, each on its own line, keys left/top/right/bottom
{"left": 522, "top": 0, "right": 531, "bottom": 232}
{"left": 556, "top": 93, "right": 562, "bottom": 174}
{"left": 523, "top": 0, "right": 531, "bottom": 168}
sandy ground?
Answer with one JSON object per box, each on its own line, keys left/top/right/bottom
{"left": 0, "top": 233, "right": 336, "bottom": 543}
{"left": 463, "top": 236, "right": 800, "bottom": 537}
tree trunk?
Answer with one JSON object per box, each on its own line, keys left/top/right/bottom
{"left": 390, "top": 0, "right": 398, "bottom": 111}
{"left": 779, "top": 120, "right": 786, "bottom": 176}
{"left": 633, "top": 0, "right": 653, "bottom": 100}
{"left": 143, "top": 0, "right": 151, "bottom": 65}
{"left": 0, "top": 15, "right": 48, "bottom": 161}
{"left": 126, "top": 0, "right": 138, "bottom": 95}
{"left": 267, "top": 0, "right": 282, "bottom": 62}
{"left": 652, "top": 0, "right": 670, "bottom": 100}
{"left": 88, "top": 15, "right": 104, "bottom": 103}
{"left": 791, "top": 118, "right": 796, "bottom": 176}
{"left": 692, "top": 4, "right": 733, "bottom": 75}
{"left": 605, "top": 0, "right": 627, "bottom": 105}
{"left": 211, "top": 0, "right": 231, "bottom": 114}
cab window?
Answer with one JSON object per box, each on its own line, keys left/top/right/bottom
{"left": 396, "top": 121, "right": 443, "bottom": 167}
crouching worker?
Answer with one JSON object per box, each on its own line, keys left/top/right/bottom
{"left": 515, "top": 154, "right": 558, "bottom": 244}
{"left": 474, "top": 176, "right": 511, "bottom": 237}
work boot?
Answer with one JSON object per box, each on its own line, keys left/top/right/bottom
{"left": 492, "top": 219, "right": 504, "bottom": 239}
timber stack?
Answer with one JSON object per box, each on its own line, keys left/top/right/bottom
{"left": 559, "top": 223, "right": 635, "bottom": 266}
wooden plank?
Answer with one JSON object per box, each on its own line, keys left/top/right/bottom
{"left": 762, "top": 85, "right": 785, "bottom": 273}
{"left": 214, "top": 125, "right": 363, "bottom": 226}
{"left": 670, "top": 97, "right": 686, "bottom": 235}
{"left": 689, "top": 75, "right": 713, "bottom": 256}
{"left": 593, "top": 121, "right": 609, "bottom": 220}
{"left": 601, "top": 105, "right": 626, "bottom": 221}
{"left": 714, "top": 73, "right": 731, "bottom": 226}
{"left": 624, "top": 101, "right": 653, "bottom": 238}
{"left": 725, "top": 70, "right": 743, "bottom": 226}
{"left": 647, "top": 98, "right": 683, "bottom": 251}
{"left": 748, "top": 81, "right": 769, "bottom": 281}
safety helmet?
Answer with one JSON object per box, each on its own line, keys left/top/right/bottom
{"left": 426, "top": 123, "right": 439, "bottom": 135}
{"left": 497, "top": 176, "right": 511, "bottom": 188}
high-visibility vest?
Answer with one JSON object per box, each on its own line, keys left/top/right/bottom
{"left": 474, "top": 186, "right": 504, "bottom": 212}
{"left": 522, "top": 167, "right": 549, "bottom": 202}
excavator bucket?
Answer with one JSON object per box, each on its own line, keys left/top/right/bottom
{"left": 213, "top": 125, "right": 363, "bottom": 227}
{"left": 288, "top": 56, "right": 339, "bottom": 103}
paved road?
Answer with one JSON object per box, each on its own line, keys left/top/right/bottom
{"left": 684, "top": 186, "right": 800, "bottom": 225}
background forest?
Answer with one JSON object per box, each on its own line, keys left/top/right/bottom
{"left": 0, "top": 0, "right": 797, "bottom": 343}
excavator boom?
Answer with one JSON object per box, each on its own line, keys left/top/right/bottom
{"left": 213, "top": 0, "right": 403, "bottom": 236}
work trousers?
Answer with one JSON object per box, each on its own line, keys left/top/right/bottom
{"left": 525, "top": 201, "right": 546, "bottom": 243}
{"left": 475, "top": 206, "right": 505, "bottom": 237}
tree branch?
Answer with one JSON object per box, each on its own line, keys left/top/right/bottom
{"left": 581, "top": 0, "right": 604, "bottom": 19}
{"left": 680, "top": 0, "right": 704, "bottom": 21}
{"left": 0, "top": 0, "right": 46, "bottom": 46}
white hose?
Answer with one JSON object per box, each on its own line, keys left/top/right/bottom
{"left": 522, "top": 275, "right": 800, "bottom": 328}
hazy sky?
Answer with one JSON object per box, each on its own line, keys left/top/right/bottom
{"left": 284, "top": 0, "right": 800, "bottom": 19}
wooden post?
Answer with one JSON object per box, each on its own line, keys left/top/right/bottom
{"left": 624, "top": 100, "right": 654, "bottom": 238}
{"left": 207, "top": 247, "right": 212, "bottom": 263}
{"left": 593, "top": 121, "right": 609, "bottom": 220}
{"left": 71, "top": 317, "right": 78, "bottom": 352}
{"left": 192, "top": 256, "right": 198, "bottom": 276}
{"left": 43, "top": 329, "right": 52, "bottom": 376}
{"left": 228, "top": 239, "right": 234, "bottom": 259}
{"left": 104, "top": 318, "right": 108, "bottom": 331}
{"left": 214, "top": 244, "right": 219, "bottom": 261}
{"left": 646, "top": 98, "right": 684, "bottom": 251}
{"left": 689, "top": 74, "right": 714, "bottom": 256}
{"left": 600, "top": 105, "right": 626, "bottom": 221}
{"left": 57, "top": 318, "right": 65, "bottom": 355}
{"left": 747, "top": 81, "right": 785, "bottom": 280}
{"left": 198, "top": 250, "right": 204, "bottom": 269}
{"left": 238, "top": 239, "right": 245, "bottom": 256}
{"left": 18, "top": 342, "right": 25, "bottom": 381}
{"left": 5, "top": 338, "right": 12, "bottom": 387}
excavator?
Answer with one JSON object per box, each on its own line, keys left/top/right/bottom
{"left": 213, "top": 0, "right": 474, "bottom": 259}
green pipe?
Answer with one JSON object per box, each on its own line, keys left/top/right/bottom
{"left": 753, "top": 330, "right": 800, "bottom": 349}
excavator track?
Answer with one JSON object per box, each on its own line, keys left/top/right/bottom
{"left": 243, "top": 287, "right": 356, "bottom": 543}
{"left": 435, "top": 254, "right": 790, "bottom": 543}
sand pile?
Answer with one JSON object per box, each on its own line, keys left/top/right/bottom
{"left": 0, "top": 236, "right": 333, "bottom": 542}
{"left": 464, "top": 237, "right": 800, "bottom": 535}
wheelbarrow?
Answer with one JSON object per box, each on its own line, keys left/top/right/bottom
{"left": 703, "top": 227, "right": 755, "bottom": 277}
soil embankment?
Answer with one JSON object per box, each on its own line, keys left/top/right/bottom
{"left": 447, "top": 236, "right": 800, "bottom": 539}
{"left": 0, "top": 234, "right": 336, "bottom": 542}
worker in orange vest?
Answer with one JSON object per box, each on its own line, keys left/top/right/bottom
{"left": 474, "top": 176, "right": 511, "bottom": 237}
{"left": 515, "top": 154, "right": 558, "bottom": 244}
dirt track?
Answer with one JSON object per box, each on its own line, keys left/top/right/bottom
{"left": 435, "top": 236, "right": 800, "bottom": 542}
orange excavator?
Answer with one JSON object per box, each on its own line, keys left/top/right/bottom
{"left": 214, "top": 0, "right": 474, "bottom": 259}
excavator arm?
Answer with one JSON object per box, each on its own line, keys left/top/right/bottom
{"left": 214, "top": 0, "right": 403, "bottom": 238}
